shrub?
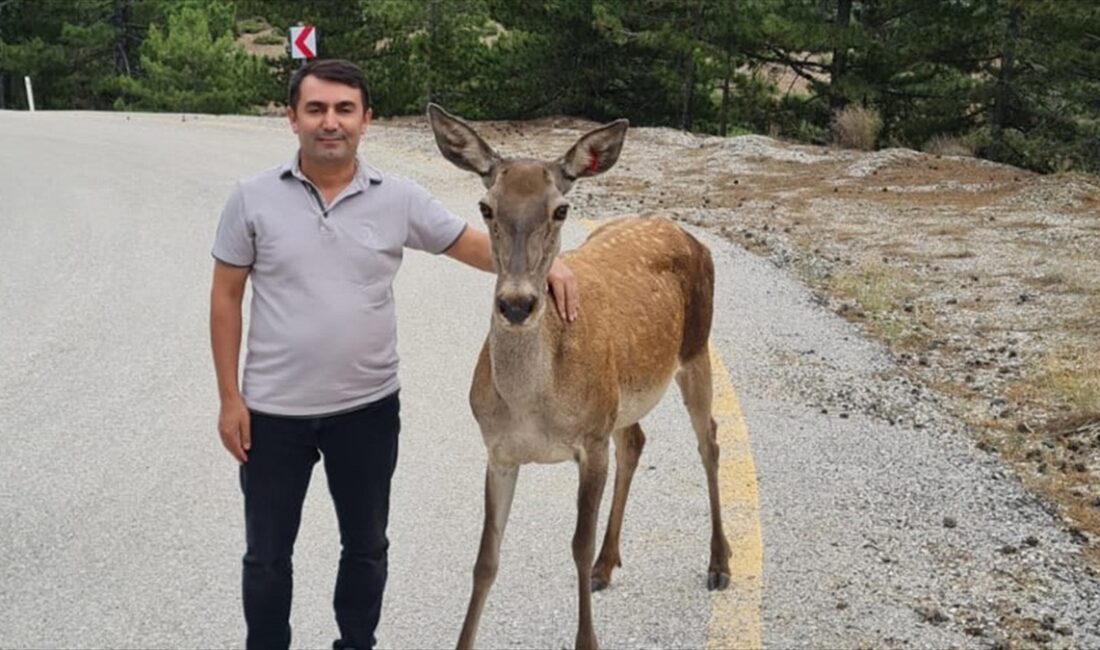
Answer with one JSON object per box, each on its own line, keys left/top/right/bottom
{"left": 253, "top": 33, "right": 284, "bottom": 46}
{"left": 923, "top": 134, "right": 975, "bottom": 157}
{"left": 832, "top": 105, "right": 882, "bottom": 151}
{"left": 237, "top": 18, "right": 269, "bottom": 34}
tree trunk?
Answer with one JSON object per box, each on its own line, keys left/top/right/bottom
{"left": 425, "top": 0, "right": 438, "bottom": 104}
{"left": 679, "top": 3, "right": 707, "bottom": 132}
{"left": 112, "top": 0, "right": 132, "bottom": 76}
{"left": 680, "top": 55, "right": 695, "bottom": 132}
{"left": 0, "top": 1, "right": 5, "bottom": 109}
{"left": 993, "top": 5, "right": 1021, "bottom": 141}
{"left": 719, "top": 51, "right": 732, "bottom": 137}
{"left": 830, "top": 0, "right": 853, "bottom": 110}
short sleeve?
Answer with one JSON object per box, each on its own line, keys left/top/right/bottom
{"left": 404, "top": 180, "right": 467, "bottom": 254}
{"left": 211, "top": 182, "right": 255, "bottom": 267}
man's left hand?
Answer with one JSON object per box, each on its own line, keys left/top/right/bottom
{"left": 548, "top": 257, "right": 580, "bottom": 323}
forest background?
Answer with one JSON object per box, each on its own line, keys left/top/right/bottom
{"left": 1, "top": 0, "right": 1098, "bottom": 175}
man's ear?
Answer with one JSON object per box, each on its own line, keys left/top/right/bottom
{"left": 287, "top": 106, "right": 299, "bottom": 134}
{"left": 427, "top": 103, "right": 500, "bottom": 185}
{"left": 557, "top": 119, "right": 628, "bottom": 181}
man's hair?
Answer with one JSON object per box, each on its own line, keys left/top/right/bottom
{"left": 288, "top": 59, "right": 371, "bottom": 111}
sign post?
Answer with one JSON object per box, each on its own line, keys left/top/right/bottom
{"left": 289, "top": 25, "right": 316, "bottom": 60}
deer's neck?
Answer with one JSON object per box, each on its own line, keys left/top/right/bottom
{"left": 488, "top": 316, "right": 555, "bottom": 407}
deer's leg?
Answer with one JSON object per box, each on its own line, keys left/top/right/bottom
{"left": 591, "top": 423, "right": 646, "bottom": 592}
{"left": 676, "top": 353, "right": 732, "bottom": 591}
{"left": 573, "top": 443, "right": 610, "bottom": 650}
{"left": 457, "top": 463, "right": 519, "bottom": 650}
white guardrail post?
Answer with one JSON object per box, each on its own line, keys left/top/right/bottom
{"left": 24, "top": 76, "right": 35, "bottom": 112}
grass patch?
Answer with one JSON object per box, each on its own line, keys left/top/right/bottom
{"left": 1026, "top": 265, "right": 1100, "bottom": 294}
{"left": 1066, "top": 294, "right": 1100, "bottom": 332}
{"left": 1044, "top": 350, "right": 1100, "bottom": 417}
{"left": 1059, "top": 261, "right": 1100, "bottom": 294}
{"left": 922, "top": 134, "right": 975, "bottom": 157}
{"left": 936, "top": 248, "right": 976, "bottom": 259}
{"left": 833, "top": 260, "right": 905, "bottom": 313}
{"left": 1011, "top": 345, "right": 1100, "bottom": 422}
{"left": 833, "top": 229, "right": 865, "bottom": 243}
{"left": 1031, "top": 271, "right": 1069, "bottom": 288}
{"left": 829, "top": 259, "right": 932, "bottom": 348}
{"left": 929, "top": 223, "right": 970, "bottom": 238}
{"left": 253, "top": 32, "right": 284, "bottom": 45}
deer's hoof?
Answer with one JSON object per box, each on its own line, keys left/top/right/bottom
{"left": 590, "top": 576, "right": 610, "bottom": 592}
{"left": 707, "top": 571, "right": 730, "bottom": 591}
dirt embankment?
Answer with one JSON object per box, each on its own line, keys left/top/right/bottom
{"left": 383, "top": 114, "right": 1100, "bottom": 567}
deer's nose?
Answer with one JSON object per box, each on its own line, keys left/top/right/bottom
{"left": 497, "top": 295, "right": 537, "bottom": 325}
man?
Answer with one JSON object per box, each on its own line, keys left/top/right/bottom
{"left": 209, "top": 59, "right": 578, "bottom": 650}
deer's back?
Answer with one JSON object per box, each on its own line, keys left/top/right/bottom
{"left": 563, "top": 215, "right": 715, "bottom": 380}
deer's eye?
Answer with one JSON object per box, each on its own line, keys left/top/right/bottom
{"left": 553, "top": 205, "right": 569, "bottom": 221}
{"left": 479, "top": 203, "right": 493, "bottom": 220}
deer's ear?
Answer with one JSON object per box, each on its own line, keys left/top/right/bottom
{"left": 557, "top": 119, "right": 629, "bottom": 182}
{"left": 427, "top": 103, "right": 500, "bottom": 184}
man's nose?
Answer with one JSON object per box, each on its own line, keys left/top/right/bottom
{"left": 321, "top": 109, "right": 338, "bottom": 129}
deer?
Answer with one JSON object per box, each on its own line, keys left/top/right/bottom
{"left": 426, "top": 103, "right": 731, "bottom": 650}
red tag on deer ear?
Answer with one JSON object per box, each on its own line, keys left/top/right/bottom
{"left": 585, "top": 150, "right": 600, "bottom": 174}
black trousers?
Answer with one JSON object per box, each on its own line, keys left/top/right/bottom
{"left": 240, "top": 391, "right": 400, "bottom": 650}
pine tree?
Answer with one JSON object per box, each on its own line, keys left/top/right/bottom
{"left": 111, "top": 2, "right": 272, "bottom": 114}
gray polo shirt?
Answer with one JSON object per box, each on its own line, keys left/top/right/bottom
{"left": 212, "top": 153, "right": 467, "bottom": 416}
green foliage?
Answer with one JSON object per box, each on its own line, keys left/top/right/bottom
{"left": 1, "top": 0, "right": 1096, "bottom": 174}
{"left": 237, "top": 17, "right": 269, "bottom": 34}
{"left": 350, "top": 0, "right": 494, "bottom": 117}
{"left": 969, "top": 0, "right": 1100, "bottom": 173}
{"left": 252, "top": 32, "right": 283, "bottom": 46}
{"left": 111, "top": 2, "right": 275, "bottom": 114}
{"left": 0, "top": 1, "right": 98, "bottom": 109}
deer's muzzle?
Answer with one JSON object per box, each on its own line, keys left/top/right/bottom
{"left": 497, "top": 294, "right": 537, "bottom": 326}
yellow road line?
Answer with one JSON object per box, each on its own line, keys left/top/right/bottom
{"left": 577, "top": 218, "right": 763, "bottom": 648}
{"left": 707, "top": 347, "right": 763, "bottom": 650}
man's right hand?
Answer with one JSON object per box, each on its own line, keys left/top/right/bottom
{"left": 218, "top": 397, "right": 251, "bottom": 463}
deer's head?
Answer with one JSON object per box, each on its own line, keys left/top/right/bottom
{"left": 427, "top": 104, "right": 627, "bottom": 329}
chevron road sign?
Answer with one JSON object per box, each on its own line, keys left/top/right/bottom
{"left": 290, "top": 25, "right": 316, "bottom": 59}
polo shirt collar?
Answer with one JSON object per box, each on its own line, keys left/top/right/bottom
{"left": 279, "top": 152, "right": 384, "bottom": 187}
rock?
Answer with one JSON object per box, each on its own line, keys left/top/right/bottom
{"left": 914, "top": 602, "right": 949, "bottom": 625}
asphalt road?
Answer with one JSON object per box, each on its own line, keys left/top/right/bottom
{"left": 1, "top": 111, "right": 1097, "bottom": 649}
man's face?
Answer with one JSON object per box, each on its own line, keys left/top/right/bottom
{"left": 287, "top": 75, "right": 371, "bottom": 166}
